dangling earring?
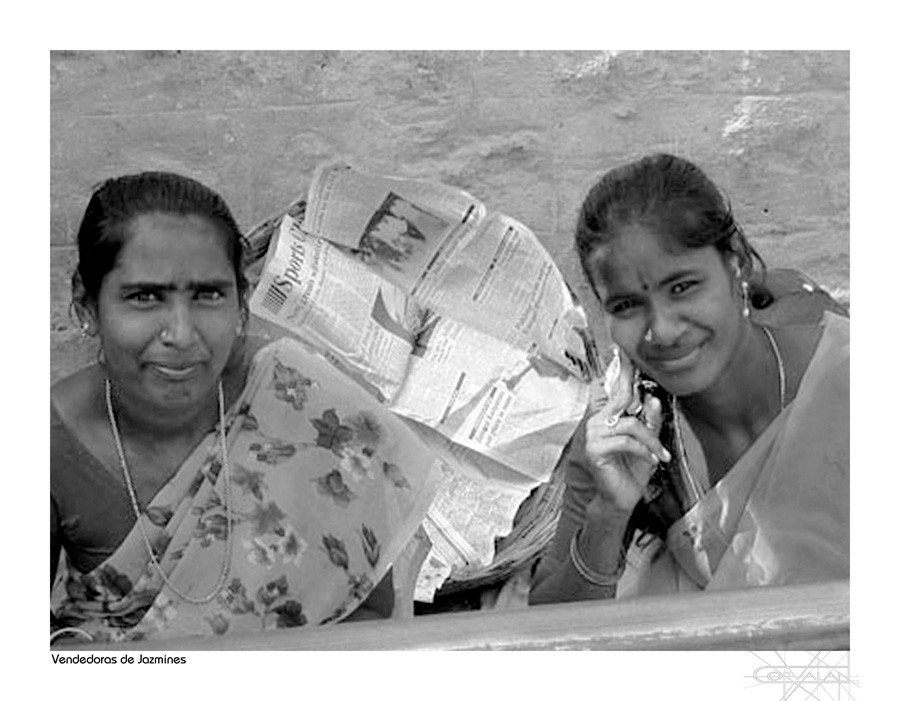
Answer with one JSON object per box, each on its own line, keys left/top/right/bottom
{"left": 731, "top": 258, "right": 750, "bottom": 318}
{"left": 741, "top": 279, "right": 751, "bottom": 318}
{"left": 80, "top": 322, "right": 92, "bottom": 339}
{"left": 644, "top": 328, "right": 653, "bottom": 343}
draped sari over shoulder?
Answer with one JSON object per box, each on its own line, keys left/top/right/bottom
{"left": 52, "top": 338, "right": 443, "bottom": 643}
{"left": 541, "top": 312, "right": 849, "bottom": 598}
{"left": 619, "top": 312, "right": 850, "bottom": 596}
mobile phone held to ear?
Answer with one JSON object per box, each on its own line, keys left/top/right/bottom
{"left": 632, "top": 372, "right": 702, "bottom": 538}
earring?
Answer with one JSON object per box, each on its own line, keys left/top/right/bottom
{"left": 159, "top": 328, "right": 171, "bottom": 342}
{"left": 732, "top": 258, "right": 751, "bottom": 318}
{"left": 80, "top": 322, "right": 92, "bottom": 339}
{"left": 644, "top": 328, "right": 653, "bottom": 343}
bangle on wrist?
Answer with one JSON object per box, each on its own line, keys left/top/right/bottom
{"left": 569, "top": 526, "right": 626, "bottom": 586}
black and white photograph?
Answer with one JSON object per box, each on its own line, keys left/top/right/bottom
{"left": 36, "top": 37, "right": 878, "bottom": 700}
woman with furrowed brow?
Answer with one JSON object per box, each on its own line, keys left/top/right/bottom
{"left": 51, "top": 172, "right": 441, "bottom": 643}
{"left": 530, "top": 154, "right": 849, "bottom": 604}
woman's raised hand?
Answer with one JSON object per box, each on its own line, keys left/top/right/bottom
{"left": 583, "top": 349, "right": 671, "bottom": 516}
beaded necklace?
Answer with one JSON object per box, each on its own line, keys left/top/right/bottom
{"left": 105, "top": 378, "right": 233, "bottom": 604}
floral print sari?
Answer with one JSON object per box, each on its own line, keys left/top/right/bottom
{"left": 53, "top": 338, "right": 443, "bottom": 643}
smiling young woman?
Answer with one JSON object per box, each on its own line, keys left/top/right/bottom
{"left": 530, "top": 154, "right": 849, "bottom": 605}
{"left": 51, "top": 173, "right": 442, "bottom": 643}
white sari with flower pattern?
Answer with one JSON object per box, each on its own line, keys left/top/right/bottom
{"left": 53, "top": 338, "right": 443, "bottom": 642}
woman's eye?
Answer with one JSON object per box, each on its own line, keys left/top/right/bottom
{"left": 127, "top": 291, "right": 161, "bottom": 305}
{"left": 671, "top": 280, "right": 698, "bottom": 296}
{"left": 608, "top": 298, "right": 641, "bottom": 316}
{"left": 196, "top": 289, "right": 225, "bottom": 303}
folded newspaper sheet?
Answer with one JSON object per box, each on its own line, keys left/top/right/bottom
{"left": 249, "top": 163, "right": 592, "bottom": 600}
{"left": 251, "top": 215, "right": 422, "bottom": 402}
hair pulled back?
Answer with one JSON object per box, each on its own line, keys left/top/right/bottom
{"left": 575, "top": 153, "right": 764, "bottom": 296}
{"left": 73, "top": 171, "right": 248, "bottom": 307}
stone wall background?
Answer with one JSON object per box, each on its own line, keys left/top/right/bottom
{"left": 50, "top": 50, "right": 849, "bottom": 383}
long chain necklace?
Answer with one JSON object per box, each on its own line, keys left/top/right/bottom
{"left": 105, "top": 378, "right": 233, "bottom": 604}
{"left": 670, "top": 324, "right": 786, "bottom": 500}
{"left": 761, "top": 326, "right": 787, "bottom": 412}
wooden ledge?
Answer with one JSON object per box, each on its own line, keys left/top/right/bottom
{"left": 61, "top": 579, "right": 848, "bottom": 651}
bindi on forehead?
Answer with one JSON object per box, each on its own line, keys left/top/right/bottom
{"left": 589, "top": 224, "right": 717, "bottom": 299}
{"left": 589, "top": 246, "right": 654, "bottom": 293}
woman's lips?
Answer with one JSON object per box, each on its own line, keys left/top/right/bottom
{"left": 148, "top": 363, "right": 202, "bottom": 381}
{"left": 645, "top": 344, "right": 703, "bottom": 373}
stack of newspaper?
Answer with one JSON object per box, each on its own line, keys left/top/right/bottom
{"left": 246, "top": 163, "right": 593, "bottom": 600}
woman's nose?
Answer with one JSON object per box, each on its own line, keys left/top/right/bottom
{"left": 647, "top": 305, "right": 686, "bottom": 345}
{"left": 159, "top": 301, "right": 198, "bottom": 347}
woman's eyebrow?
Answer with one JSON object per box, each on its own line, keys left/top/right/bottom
{"left": 189, "top": 279, "right": 236, "bottom": 289}
{"left": 119, "top": 282, "right": 173, "bottom": 293}
{"left": 119, "top": 279, "right": 235, "bottom": 291}
{"left": 658, "top": 269, "right": 702, "bottom": 287}
{"left": 601, "top": 290, "right": 637, "bottom": 307}
{"left": 600, "top": 269, "right": 701, "bottom": 303}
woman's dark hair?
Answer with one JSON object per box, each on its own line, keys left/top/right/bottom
{"left": 575, "top": 153, "right": 765, "bottom": 296}
{"left": 73, "top": 171, "right": 248, "bottom": 307}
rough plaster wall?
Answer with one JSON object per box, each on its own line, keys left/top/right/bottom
{"left": 50, "top": 50, "right": 849, "bottom": 384}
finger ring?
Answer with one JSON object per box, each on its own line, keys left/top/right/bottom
{"left": 604, "top": 413, "right": 621, "bottom": 428}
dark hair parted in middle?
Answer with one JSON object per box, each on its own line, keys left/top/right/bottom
{"left": 575, "top": 153, "right": 765, "bottom": 296}
{"left": 73, "top": 171, "right": 248, "bottom": 308}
